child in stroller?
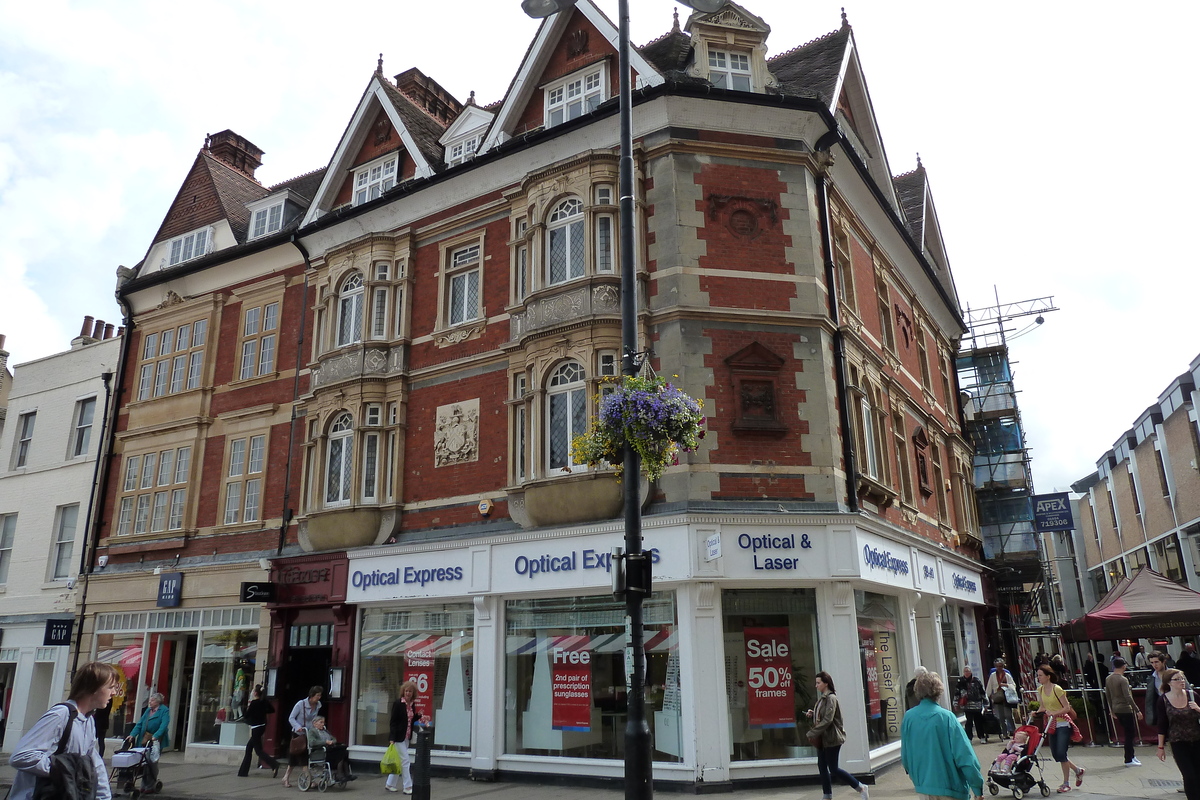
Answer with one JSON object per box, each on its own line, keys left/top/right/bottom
{"left": 986, "top": 719, "right": 1052, "bottom": 799}
{"left": 298, "top": 715, "right": 357, "bottom": 791}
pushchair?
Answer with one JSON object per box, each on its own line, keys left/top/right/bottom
{"left": 297, "top": 736, "right": 355, "bottom": 791}
{"left": 110, "top": 745, "right": 162, "bottom": 798}
{"left": 985, "top": 717, "right": 1051, "bottom": 799}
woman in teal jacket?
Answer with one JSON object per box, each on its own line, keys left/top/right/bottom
{"left": 901, "top": 671, "right": 983, "bottom": 800}
{"left": 125, "top": 692, "right": 170, "bottom": 794}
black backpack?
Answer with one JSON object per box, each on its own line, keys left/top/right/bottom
{"left": 32, "top": 703, "right": 97, "bottom": 800}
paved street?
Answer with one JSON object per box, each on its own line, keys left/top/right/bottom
{"left": 0, "top": 740, "right": 1187, "bottom": 800}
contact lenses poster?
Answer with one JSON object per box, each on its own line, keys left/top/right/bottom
{"left": 404, "top": 641, "right": 436, "bottom": 725}
{"left": 744, "top": 627, "right": 795, "bottom": 728}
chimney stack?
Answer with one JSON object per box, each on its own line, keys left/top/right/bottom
{"left": 71, "top": 315, "right": 102, "bottom": 349}
{"left": 92, "top": 318, "right": 106, "bottom": 339}
{"left": 203, "top": 130, "right": 264, "bottom": 179}
{"left": 80, "top": 316, "right": 95, "bottom": 336}
{"left": 104, "top": 323, "right": 115, "bottom": 340}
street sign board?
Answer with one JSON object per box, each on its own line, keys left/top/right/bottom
{"left": 1032, "top": 493, "right": 1074, "bottom": 532}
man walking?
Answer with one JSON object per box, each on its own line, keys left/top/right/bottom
{"left": 1176, "top": 642, "right": 1200, "bottom": 689}
{"left": 1144, "top": 651, "right": 1169, "bottom": 729}
{"left": 1105, "top": 657, "right": 1143, "bottom": 766}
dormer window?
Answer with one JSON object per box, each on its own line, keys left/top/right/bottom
{"left": 545, "top": 66, "right": 605, "bottom": 128}
{"left": 708, "top": 50, "right": 752, "bottom": 91}
{"left": 167, "top": 227, "right": 210, "bottom": 266}
{"left": 354, "top": 154, "right": 398, "bottom": 205}
{"left": 446, "top": 136, "right": 480, "bottom": 167}
{"left": 249, "top": 201, "right": 284, "bottom": 239}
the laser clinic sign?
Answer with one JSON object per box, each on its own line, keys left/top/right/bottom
{"left": 857, "top": 532, "right": 914, "bottom": 589}
{"left": 744, "top": 628, "right": 795, "bottom": 728}
{"left": 347, "top": 550, "right": 470, "bottom": 602}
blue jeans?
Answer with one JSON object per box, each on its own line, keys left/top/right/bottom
{"left": 816, "top": 744, "right": 862, "bottom": 797}
{"left": 1049, "top": 725, "right": 1071, "bottom": 763}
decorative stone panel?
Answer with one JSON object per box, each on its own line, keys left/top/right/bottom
{"left": 311, "top": 347, "right": 393, "bottom": 389}
{"left": 434, "top": 399, "right": 480, "bottom": 468}
{"left": 510, "top": 278, "right": 623, "bottom": 340}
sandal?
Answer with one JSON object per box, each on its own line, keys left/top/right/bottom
{"left": 1075, "top": 767, "right": 1085, "bottom": 786}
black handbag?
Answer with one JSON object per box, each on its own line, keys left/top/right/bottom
{"left": 33, "top": 703, "right": 97, "bottom": 800}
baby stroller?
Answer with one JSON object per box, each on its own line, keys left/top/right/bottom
{"left": 297, "top": 736, "right": 355, "bottom": 791}
{"left": 985, "top": 717, "right": 1051, "bottom": 799}
{"left": 110, "top": 745, "right": 162, "bottom": 798}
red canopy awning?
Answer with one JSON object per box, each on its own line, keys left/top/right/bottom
{"left": 1061, "top": 567, "right": 1200, "bottom": 642}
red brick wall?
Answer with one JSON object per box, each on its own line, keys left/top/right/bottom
{"left": 333, "top": 110, "right": 408, "bottom": 207}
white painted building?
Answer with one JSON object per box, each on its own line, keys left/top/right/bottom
{"left": 0, "top": 320, "right": 120, "bottom": 752}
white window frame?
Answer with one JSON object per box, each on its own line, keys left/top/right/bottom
{"left": 167, "top": 226, "right": 211, "bottom": 266}
{"left": 51, "top": 505, "right": 79, "bottom": 580}
{"left": 445, "top": 244, "right": 482, "bottom": 327}
{"left": 446, "top": 135, "right": 481, "bottom": 167}
{"left": 238, "top": 301, "right": 280, "bottom": 380}
{"left": 545, "top": 65, "right": 606, "bottom": 128}
{"left": 116, "top": 446, "right": 191, "bottom": 535}
{"left": 14, "top": 411, "right": 36, "bottom": 468}
{"left": 353, "top": 154, "right": 398, "bottom": 206}
{"left": 137, "top": 319, "right": 207, "bottom": 400}
{"left": 547, "top": 360, "right": 588, "bottom": 472}
{"left": 223, "top": 434, "right": 266, "bottom": 525}
{"left": 708, "top": 49, "right": 752, "bottom": 91}
{"left": 325, "top": 413, "right": 354, "bottom": 508}
{"left": 0, "top": 514, "right": 16, "bottom": 585}
{"left": 547, "top": 198, "right": 585, "bottom": 286}
{"left": 336, "top": 272, "right": 365, "bottom": 347}
{"left": 249, "top": 200, "right": 285, "bottom": 240}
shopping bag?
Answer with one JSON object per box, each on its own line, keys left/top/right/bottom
{"left": 1002, "top": 685, "right": 1019, "bottom": 706}
{"left": 381, "top": 743, "right": 402, "bottom": 774}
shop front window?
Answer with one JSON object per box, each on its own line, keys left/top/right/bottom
{"left": 505, "top": 593, "right": 681, "bottom": 762}
{"left": 98, "top": 633, "right": 145, "bottom": 739}
{"left": 191, "top": 629, "right": 256, "bottom": 746}
{"left": 940, "top": 605, "right": 961, "bottom": 682}
{"left": 856, "top": 591, "right": 905, "bottom": 749}
{"left": 356, "top": 604, "right": 474, "bottom": 752}
{"left": 722, "top": 589, "right": 821, "bottom": 761}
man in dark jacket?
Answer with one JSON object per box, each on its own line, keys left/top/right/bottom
{"left": 956, "top": 666, "right": 990, "bottom": 744}
{"left": 1176, "top": 642, "right": 1200, "bottom": 689}
{"left": 1084, "top": 652, "right": 1109, "bottom": 690}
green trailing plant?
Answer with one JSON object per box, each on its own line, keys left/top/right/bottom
{"left": 571, "top": 374, "right": 705, "bottom": 481}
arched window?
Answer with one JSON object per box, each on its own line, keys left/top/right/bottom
{"left": 325, "top": 412, "right": 354, "bottom": 506}
{"left": 336, "top": 272, "right": 364, "bottom": 347}
{"left": 547, "top": 360, "right": 587, "bottom": 471}
{"left": 547, "top": 198, "right": 585, "bottom": 286}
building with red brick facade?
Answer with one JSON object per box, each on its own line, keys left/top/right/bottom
{"left": 79, "top": 1, "right": 985, "bottom": 785}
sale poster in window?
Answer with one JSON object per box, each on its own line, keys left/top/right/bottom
{"left": 744, "top": 627, "right": 795, "bottom": 729}
{"left": 405, "top": 641, "right": 437, "bottom": 725}
{"left": 550, "top": 636, "right": 593, "bottom": 731}
{"left": 858, "top": 627, "right": 881, "bottom": 719}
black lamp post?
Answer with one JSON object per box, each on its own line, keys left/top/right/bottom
{"left": 519, "top": 2, "right": 725, "bottom": 799}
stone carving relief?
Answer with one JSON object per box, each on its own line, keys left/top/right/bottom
{"left": 311, "top": 347, "right": 393, "bottom": 389}
{"left": 434, "top": 321, "right": 485, "bottom": 347}
{"left": 510, "top": 281, "right": 623, "bottom": 339}
{"left": 157, "top": 290, "right": 184, "bottom": 309}
{"left": 434, "top": 399, "right": 480, "bottom": 468}
{"left": 592, "top": 284, "right": 619, "bottom": 311}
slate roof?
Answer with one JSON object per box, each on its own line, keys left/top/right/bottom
{"left": 639, "top": 28, "right": 693, "bottom": 78}
{"left": 892, "top": 166, "right": 926, "bottom": 241}
{"left": 378, "top": 79, "right": 450, "bottom": 171}
{"left": 767, "top": 26, "right": 851, "bottom": 104}
{"left": 270, "top": 168, "right": 328, "bottom": 204}
{"left": 203, "top": 153, "right": 271, "bottom": 242}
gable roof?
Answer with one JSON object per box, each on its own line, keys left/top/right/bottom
{"left": 301, "top": 72, "right": 451, "bottom": 225}
{"left": 148, "top": 149, "right": 270, "bottom": 254}
{"left": 269, "top": 167, "right": 327, "bottom": 205}
{"left": 892, "top": 161, "right": 959, "bottom": 309}
{"left": 439, "top": 102, "right": 495, "bottom": 147}
{"left": 768, "top": 25, "right": 851, "bottom": 104}
{"left": 479, "top": 0, "right": 665, "bottom": 154}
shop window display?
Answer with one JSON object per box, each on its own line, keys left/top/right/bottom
{"left": 191, "top": 629, "right": 256, "bottom": 746}
{"left": 721, "top": 589, "right": 821, "bottom": 761}
{"left": 940, "top": 604, "right": 962, "bottom": 682}
{"left": 504, "top": 593, "right": 682, "bottom": 762}
{"left": 97, "top": 633, "right": 146, "bottom": 739}
{"left": 356, "top": 604, "right": 474, "bottom": 751}
{"left": 856, "top": 591, "right": 905, "bottom": 748}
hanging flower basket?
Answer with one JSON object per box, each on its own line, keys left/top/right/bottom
{"left": 571, "top": 374, "right": 705, "bottom": 481}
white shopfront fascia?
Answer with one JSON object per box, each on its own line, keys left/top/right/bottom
{"left": 344, "top": 516, "right": 983, "bottom": 785}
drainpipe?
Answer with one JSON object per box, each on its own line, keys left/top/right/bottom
{"left": 72, "top": 285, "right": 134, "bottom": 677}
{"left": 814, "top": 127, "right": 860, "bottom": 513}
{"left": 278, "top": 236, "right": 313, "bottom": 555}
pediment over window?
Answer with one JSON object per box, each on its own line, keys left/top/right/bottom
{"left": 725, "top": 342, "right": 787, "bottom": 436}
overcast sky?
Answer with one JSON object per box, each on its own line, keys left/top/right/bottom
{"left": 2, "top": 0, "right": 1197, "bottom": 493}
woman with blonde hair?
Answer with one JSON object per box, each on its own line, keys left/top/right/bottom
{"left": 1155, "top": 668, "right": 1200, "bottom": 799}
{"left": 387, "top": 680, "right": 423, "bottom": 794}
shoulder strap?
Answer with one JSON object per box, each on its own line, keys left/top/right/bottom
{"left": 51, "top": 702, "right": 78, "bottom": 755}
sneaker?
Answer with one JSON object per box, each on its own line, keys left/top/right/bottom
{"left": 386, "top": 787, "right": 399, "bottom": 793}
{"left": 860, "top": 786, "right": 870, "bottom": 800}
{"left": 1075, "top": 767, "right": 1085, "bottom": 786}
{"left": 403, "top": 789, "right": 413, "bottom": 795}
{"left": 1124, "top": 757, "right": 1142, "bottom": 767}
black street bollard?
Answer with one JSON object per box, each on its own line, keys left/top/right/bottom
{"left": 412, "top": 723, "right": 434, "bottom": 800}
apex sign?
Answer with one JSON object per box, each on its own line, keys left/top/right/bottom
{"left": 1032, "top": 492, "right": 1074, "bottom": 532}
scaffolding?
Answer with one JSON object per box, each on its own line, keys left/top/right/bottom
{"left": 957, "top": 293, "right": 1059, "bottom": 649}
